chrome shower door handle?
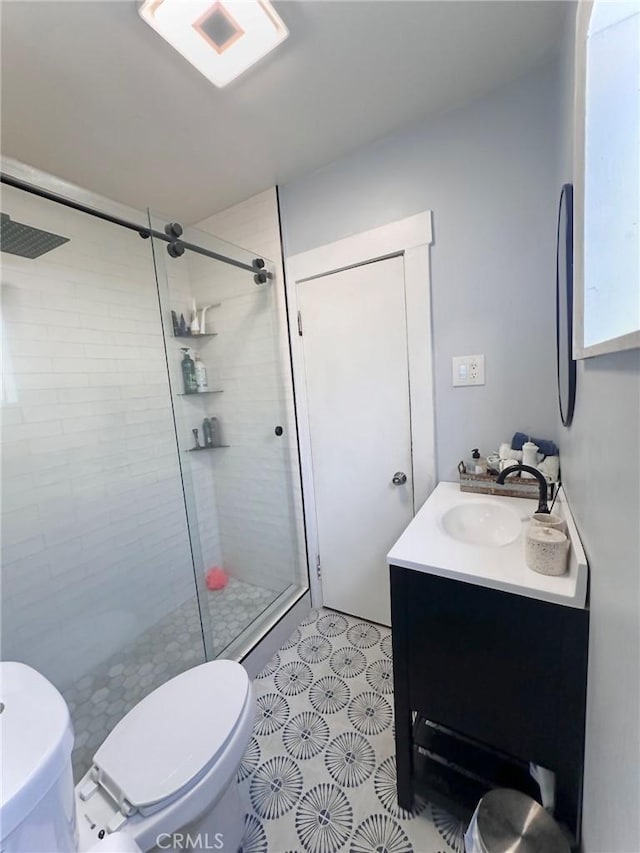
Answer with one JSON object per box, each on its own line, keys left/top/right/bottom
{"left": 392, "top": 472, "right": 407, "bottom": 485}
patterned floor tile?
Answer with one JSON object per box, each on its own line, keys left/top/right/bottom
{"left": 240, "top": 607, "right": 466, "bottom": 853}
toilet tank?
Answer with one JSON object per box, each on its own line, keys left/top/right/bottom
{"left": 0, "top": 662, "right": 77, "bottom": 853}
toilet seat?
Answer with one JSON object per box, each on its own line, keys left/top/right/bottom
{"left": 77, "top": 661, "right": 251, "bottom": 837}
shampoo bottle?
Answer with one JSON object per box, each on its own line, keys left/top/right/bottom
{"left": 194, "top": 353, "right": 208, "bottom": 392}
{"left": 181, "top": 348, "right": 197, "bottom": 394}
{"left": 202, "top": 418, "right": 213, "bottom": 447}
{"left": 209, "top": 417, "right": 219, "bottom": 447}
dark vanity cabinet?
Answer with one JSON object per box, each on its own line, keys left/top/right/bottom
{"left": 390, "top": 565, "right": 589, "bottom": 844}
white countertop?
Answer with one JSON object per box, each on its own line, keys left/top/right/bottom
{"left": 387, "top": 481, "right": 588, "bottom": 609}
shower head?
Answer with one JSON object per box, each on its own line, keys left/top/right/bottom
{"left": 1, "top": 213, "right": 69, "bottom": 259}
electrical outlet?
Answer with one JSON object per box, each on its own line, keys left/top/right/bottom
{"left": 452, "top": 354, "right": 485, "bottom": 387}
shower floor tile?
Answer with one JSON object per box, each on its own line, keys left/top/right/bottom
{"left": 64, "top": 577, "right": 279, "bottom": 780}
{"left": 205, "top": 576, "right": 278, "bottom": 654}
{"left": 240, "top": 607, "right": 465, "bottom": 853}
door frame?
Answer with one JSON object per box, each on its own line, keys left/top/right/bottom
{"left": 285, "top": 212, "right": 435, "bottom": 609}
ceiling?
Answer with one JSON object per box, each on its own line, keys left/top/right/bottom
{"left": 0, "top": 1, "right": 567, "bottom": 222}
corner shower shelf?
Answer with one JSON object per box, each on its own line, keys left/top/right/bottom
{"left": 188, "top": 445, "right": 230, "bottom": 452}
{"left": 173, "top": 303, "right": 222, "bottom": 339}
{"left": 177, "top": 389, "right": 224, "bottom": 397}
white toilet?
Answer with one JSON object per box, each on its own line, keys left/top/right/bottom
{"left": 0, "top": 660, "right": 255, "bottom": 853}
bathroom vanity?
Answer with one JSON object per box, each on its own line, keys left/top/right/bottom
{"left": 388, "top": 483, "right": 589, "bottom": 844}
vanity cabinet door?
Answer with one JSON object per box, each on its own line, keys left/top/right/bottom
{"left": 401, "top": 570, "right": 588, "bottom": 771}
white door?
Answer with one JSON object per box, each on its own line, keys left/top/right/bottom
{"left": 297, "top": 255, "right": 413, "bottom": 626}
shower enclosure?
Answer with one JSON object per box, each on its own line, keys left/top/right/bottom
{"left": 0, "top": 168, "right": 308, "bottom": 778}
{"left": 149, "top": 211, "right": 308, "bottom": 661}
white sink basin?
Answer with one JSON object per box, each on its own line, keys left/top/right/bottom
{"left": 441, "top": 501, "right": 522, "bottom": 547}
{"left": 388, "top": 483, "right": 588, "bottom": 608}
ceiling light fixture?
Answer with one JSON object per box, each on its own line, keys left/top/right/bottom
{"left": 139, "top": 0, "right": 289, "bottom": 88}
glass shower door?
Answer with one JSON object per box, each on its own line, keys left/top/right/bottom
{"left": 148, "top": 213, "right": 308, "bottom": 659}
{"left": 0, "top": 182, "right": 209, "bottom": 781}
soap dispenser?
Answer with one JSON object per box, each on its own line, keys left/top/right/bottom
{"left": 181, "top": 348, "right": 197, "bottom": 394}
{"left": 470, "top": 448, "right": 487, "bottom": 475}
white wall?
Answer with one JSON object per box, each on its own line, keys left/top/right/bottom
{"left": 279, "top": 64, "right": 561, "bottom": 481}
{"left": 0, "top": 184, "right": 197, "bottom": 687}
{"left": 555, "top": 9, "right": 640, "bottom": 850}
{"left": 183, "top": 190, "right": 307, "bottom": 593}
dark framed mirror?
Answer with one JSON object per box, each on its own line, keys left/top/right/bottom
{"left": 556, "top": 183, "right": 576, "bottom": 427}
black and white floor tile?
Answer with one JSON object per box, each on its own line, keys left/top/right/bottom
{"left": 240, "top": 607, "right": 465, "bottom": 853}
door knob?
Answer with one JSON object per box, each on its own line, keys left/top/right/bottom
{"left": 392, "top": 472, "right": 407, "bottom": 485}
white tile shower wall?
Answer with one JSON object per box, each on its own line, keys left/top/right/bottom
{"left": 0, "top": 187, "right": 199, "bottom": 688}
{"left": 190, "top": 189, "right": 307, "bottom": 593}
{"left": 186, "top": 274, "right": 298, "bottom": 592}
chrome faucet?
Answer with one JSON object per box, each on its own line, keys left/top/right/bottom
{"left": 496, "top": 464, "right": 550, "bottom": 514}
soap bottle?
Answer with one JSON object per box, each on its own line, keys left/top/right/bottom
{"left": 470, "top": 448, "right": 487, "bottom": 475}
{"left": 194, "top": 353, "right": 208, "bottom": 393}
{"left": 209, "top": 417, "right": 219, "bottom": 447}
{"left": 202, "top": 418, "right": 213, "bottom": 447}
{"left": 181, "top": 348, "right": 197, "bottom": 394}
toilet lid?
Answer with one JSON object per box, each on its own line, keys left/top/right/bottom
{"left": 92, "top": 660, "right": 249, "bottom": 810}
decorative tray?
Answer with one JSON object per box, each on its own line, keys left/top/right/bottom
{"left": 459, "top": 470, "right": 556, "bottom": 501}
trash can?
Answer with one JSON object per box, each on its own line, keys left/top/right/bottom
{"left": 464, "top": 788, "right": 571, "bottom": 853}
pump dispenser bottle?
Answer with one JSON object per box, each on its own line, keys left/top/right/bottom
{"left": 181, "top": 348, "right": 197, "bottom": 394}
{"left": 194, "top": 353, "right": 208, "bottom": 392}
{"left": 469, "top": 448, "right": 487, "bottom": 475}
